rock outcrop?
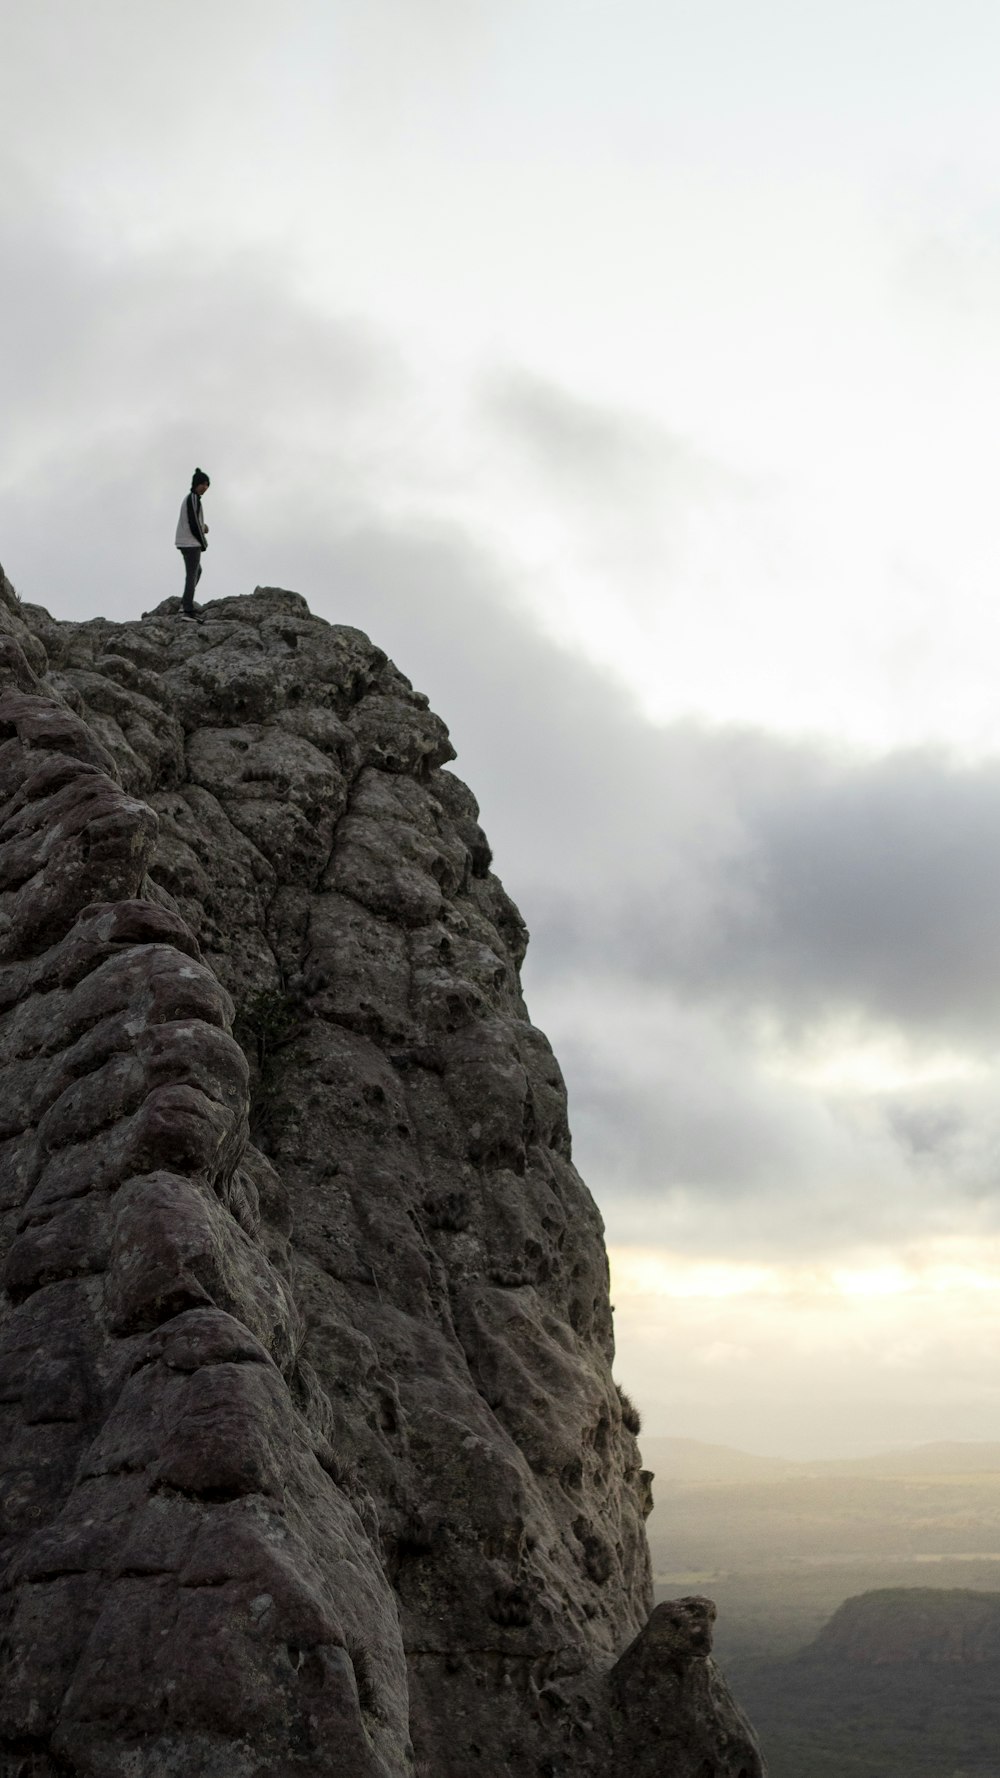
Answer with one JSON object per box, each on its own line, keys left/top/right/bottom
{"left": 0, "top": 572, "right": 764, "bottom": 1778}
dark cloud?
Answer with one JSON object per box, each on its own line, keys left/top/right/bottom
{"left": 526, "top": 737, "right": 1000, "bottom": 1045}
{"left": 480, "top": 368, "right": 753, "bottom": 593}
{"left": 485, "top": 368, "right": 682, "bottom": 491}
{"left": 557, "top": 1009, "right": 1000, "bottom": 1257}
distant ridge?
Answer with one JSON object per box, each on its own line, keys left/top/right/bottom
{"left": 643, "top": 1436, "right": 1000, "bottom": 1480}
{"left": 640, "top": 1437, "right": 797, "bottom": 1482}
{"left": 736, "top": 1588, "right": 1000, "bottom": 1776}
{"left": 821, "top": 1442, "right": 1000, "bottom": 1478}
{"left": 807, "top": 1587, "right": 1000, "bottom": 1665}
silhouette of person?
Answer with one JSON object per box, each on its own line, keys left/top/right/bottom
{"left": 175, "top": 469, "right": 210, "bottom": 619}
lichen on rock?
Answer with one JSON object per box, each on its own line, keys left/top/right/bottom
{"left": 0, "top": 570, "right": 764, "bottom": 1777}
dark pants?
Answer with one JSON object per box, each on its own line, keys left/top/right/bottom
{"left": 180, "top": 547, "right": 203, "bottom": 613}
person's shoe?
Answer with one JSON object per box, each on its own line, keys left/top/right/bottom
{"left": 179, "top": 610, "right": 198, "bottom": 621}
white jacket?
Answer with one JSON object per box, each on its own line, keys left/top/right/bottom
{"left": 175, "top": 493, "right": 208, "bottom": 549}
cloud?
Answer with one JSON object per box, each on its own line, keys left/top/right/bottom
{"left": 478, "top": 367, "right": 765, "bottom": 650}
{"left": 484, "top": 368, "right": 696, "bottom": 495}
{"left": 0, "top": 3, "right": 280, "bottom": 217}
{"left": 566, "top": 997, "right": 1000, "bottom": 1258}
{"left": 524, "top": 734, "right": 1000, "bottom": 1045}
{"left": 6, "top": 165, "right": 1000, "bottom": 1293}
{"left": 612, "top": 1239, "right": 1000, "bottom": 1454}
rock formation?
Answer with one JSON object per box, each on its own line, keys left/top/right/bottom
{"left": 0, "top": 570, "right": 764, "bottom": 1778}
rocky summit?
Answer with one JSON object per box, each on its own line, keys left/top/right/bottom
{"left": 0, "top": 573, "right": 764, "bottom": 1778}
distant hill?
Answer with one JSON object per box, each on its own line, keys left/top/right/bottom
{"left": 644, "top": 1441, "right": 1000, "bottom": 1774}
{"left": 645, "top": 1438, "right": 1000, "bottom": 1667}
{"left": 808, "top": 1587, "right": 1000, "bottom": 1665}
{"left": 822, "top": 1442, "right": 1000, "bottom": 1478}
{"left": 641, "top": 1435, "right": 1000, "bottom": 1482}
{"left": 734, "top": 1588, "right": 1000, "bottom": 1778}
{"left": 639, "top": 1437, "right": 798, "bottom": 1483}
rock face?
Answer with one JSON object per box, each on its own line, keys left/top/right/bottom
{"left": 0, "top": 572, "right": 764, "bottom": 1778}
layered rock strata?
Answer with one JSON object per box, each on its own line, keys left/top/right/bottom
{"left": 0, "top": 571, "right": 763, "bottom": 1778}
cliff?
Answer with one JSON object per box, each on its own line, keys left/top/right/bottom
{"left": 806, "top": 1588, "right": 1000, "bottom": 1666}
{"left": 0, "top": 573, "right": 764, "bottom": 1778}
{"left": 733, "top": 1588, "right": 1000, "bottom": 1777}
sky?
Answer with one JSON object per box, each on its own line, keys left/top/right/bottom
{"left": 4, "top": 0, "right": 1000, "bottom": 1456}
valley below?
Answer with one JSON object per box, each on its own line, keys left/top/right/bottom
{"left": 645, "top": 1438, "right": 1000, "bottom": 1777}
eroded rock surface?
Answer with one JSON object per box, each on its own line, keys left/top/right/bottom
{"left": 0, "top": 572, "right": 764, "bottom": 1777}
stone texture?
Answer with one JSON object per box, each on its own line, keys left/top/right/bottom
{"left": 0, "top": 567, "right": 764, "bottom": 1777}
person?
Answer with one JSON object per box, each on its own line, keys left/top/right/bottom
{"left": 175, "top": 469, "right": 210, "bottom": 618}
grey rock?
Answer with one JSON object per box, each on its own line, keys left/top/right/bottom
{"left": 0, "top": 566, "right": 765, "bottom": 1776}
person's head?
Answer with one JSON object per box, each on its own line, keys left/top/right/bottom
{"left": 191, "top": 468, "right": 210, "bottom": 494}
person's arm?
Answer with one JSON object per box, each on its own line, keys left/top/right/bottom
{"left": 186, "top": 493, "right": 207, "bottom": 548}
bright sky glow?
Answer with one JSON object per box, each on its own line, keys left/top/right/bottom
{"left": 611, "top": 1240, "right": 1000, "bottom": 1455}
{"left": 612, "top": 1242, "right": 1000, "bottom": 1305}
{"left": 762, "top": 1032, "right": 993, "bottom": 1095}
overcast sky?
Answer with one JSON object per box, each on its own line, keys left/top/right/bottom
{"left": 5, "top": 0, "right": 1000, "bottom": 1456}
